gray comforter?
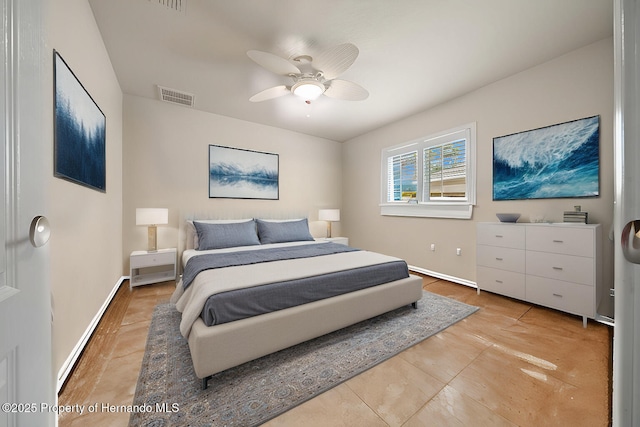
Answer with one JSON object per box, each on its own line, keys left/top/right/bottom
{"left": 202, "top": 259, "right": 409, "bottom": 325}
{"left": 171, "top": 244, "right": 412, "bottom": 337}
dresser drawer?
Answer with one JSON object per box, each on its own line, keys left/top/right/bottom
{"left": 526, "top": 275, "right": 595, "bottom": 317}
{"left": 526, "top": 251, "right": 594, "bottom": 286}
{"left": 477, "top": 266, "right": 526, "bottom": 300}
{"left": 130, "top": 251, "right": 175, "bottom": 268}
{"left": 477, "top": 245, "right": 525, "bottom": 273}
{"left": 477, "top": 224, "right": 525, "bottom": 249}
{"left": 476, "top": 223, "right": 600, "bottom": 325}
{"left": 525, "top": 226, "right": 594, "bottom": 257}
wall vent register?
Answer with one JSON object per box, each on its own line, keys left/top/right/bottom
{"left": 157, "top": 85, "right": 195, "bottom": 107}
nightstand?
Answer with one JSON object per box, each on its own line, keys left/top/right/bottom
{"left": 316, "top": 237, "right": 349, "bottom": 246}
{"left": 129, "top": 248, "right": 177, "bottom": 289}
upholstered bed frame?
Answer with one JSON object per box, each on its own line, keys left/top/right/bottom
{"left": 175, "top": 215, "right": 423, "bottom": 389}
{"left": 192, "top": 274, "right": 423, "bottom": 388}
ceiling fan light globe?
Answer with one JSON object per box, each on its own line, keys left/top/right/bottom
{"left": 292, "top": 80, "right": 325, "bottom": 100}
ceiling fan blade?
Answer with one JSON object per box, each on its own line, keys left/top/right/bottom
{"left": 313, "top": 43, "right": 359, "bottom": 80}
{"left": 247, "top": 50, "right": 300, "bottom": 76}
{"left": 323, "top": 79, "right": 369, "bottom": 101}
{"left": 249, "top": 85, "right": 290, "bottom": 102}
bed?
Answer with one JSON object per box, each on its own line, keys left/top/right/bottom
{"left": 170, "top": 217, "right": 423, "bottom": 389}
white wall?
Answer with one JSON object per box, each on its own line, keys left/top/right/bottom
{"left": 122, "top": 95, "right": 343, "bottom": 268}
{"left": 47, "top": 0, "right": 124, "bottom": 379}
{"left": 342, "top": 38, "right": 614, "bottom": 315}
{"left": 43, "top": 8, "right": 614, "bottom": 386}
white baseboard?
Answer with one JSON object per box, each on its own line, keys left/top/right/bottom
{"left": 56, "top": 276, "right": 129, "bottom": 393}
{"left": 408, "top": 265, "right": 477, "bottom": 289}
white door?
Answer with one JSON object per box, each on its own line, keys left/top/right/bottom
{"left": 613, "top": 0, "right": 640, "bottom": 425}
{"left": 0, "top": 0, "right": 54, "bottom": 426}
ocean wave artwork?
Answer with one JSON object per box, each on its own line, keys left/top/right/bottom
{"left": 209, "top": 145, "right": 279, "bottom": 199}
{"left": 493, "top": 116, "right": 600, "bottom": 201}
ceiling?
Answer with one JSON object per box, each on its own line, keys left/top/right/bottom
{"left": 88, "top": 0, "right": 613, "bottom": 142}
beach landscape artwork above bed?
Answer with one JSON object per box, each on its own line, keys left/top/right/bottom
{"left": 493, "top": 115, "right": 600, "bottom": 201}
{"left": 209, "top": 144, "right": 279, "bottom": 199}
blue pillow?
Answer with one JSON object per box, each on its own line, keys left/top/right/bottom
{"left": 193, "top": 220, "right": 260, "bottom": 250}
{"left": 256, "top": 219, "right": 315, "bottom": 244}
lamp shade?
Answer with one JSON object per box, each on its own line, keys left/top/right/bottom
{"left": 318, "top": 209, "right": 340, "bottom": 222}
{"left": 292, "top": 80, "right": 325, "bottom": 100}
{"left": 136, "top": 208, "right": 168, "bottom": 226}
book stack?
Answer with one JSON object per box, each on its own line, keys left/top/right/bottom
{"left": 563, "top": 211, "right": 588, "bottom": 223}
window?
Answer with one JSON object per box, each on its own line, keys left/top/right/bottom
{"left": 425, "top": 139, "right": 467, "bottom": 199}
{"left": 380, "top": 123, "right": 476, "bottom": 219}
{"left": 387, "top": 151, "right": 417, "bottom": 201}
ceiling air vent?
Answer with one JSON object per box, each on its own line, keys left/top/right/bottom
{"left": 157, "top": 86, "right": 195, "bottom": 107}
{"left": 149, "top": 0, "right": 186, "bottom": 13}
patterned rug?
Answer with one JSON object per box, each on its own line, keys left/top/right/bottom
{"left": 129, "top": 291, "right": 478, "bottom": 426}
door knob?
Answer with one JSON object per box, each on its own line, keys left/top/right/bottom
{"left": 29, "top": 216, "right": 51, "bottom": 248}
{"left": 621, "top": 219, "right": 640, "bottom": 264}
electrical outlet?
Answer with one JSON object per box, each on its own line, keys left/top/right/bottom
{"left": 456, "top": 248, "right": 462, "bottom": 256}
{"left": 430, "top": 243, "right": 436, "bottom": 251}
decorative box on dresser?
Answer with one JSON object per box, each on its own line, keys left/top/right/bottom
{"left": 477, "top": 223, "right": 602, "bottom": 327}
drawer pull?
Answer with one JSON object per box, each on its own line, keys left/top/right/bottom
{"left": 552, "top": 293, "right": 563, "bottom": 298}
{"left": 495, "top": 280, "right": 503, "bottom": 284}
{"left": 495, "top": 235, "right": 503, "bottom": 238}
{"left": 495, "top": 257, "right": 503, "bottom": 261}
{"left": 552, "top": 240, "right": 564, "bottom": 243}
{"left": 552, "top": 266, "right": 564, "bottom": 271}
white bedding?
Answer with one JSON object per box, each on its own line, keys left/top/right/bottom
{"left": 171, "top": 244, "right": 407, "bottom": 338}
{"left": 180, "top": 240, "right": 326, "bottom": 267}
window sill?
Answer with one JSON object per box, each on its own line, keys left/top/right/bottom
{"left": 380, "top": 203, "right": 473, "bottom": 219}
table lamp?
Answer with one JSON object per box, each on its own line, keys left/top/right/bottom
{"left": 136, "top": 208, "right": 168, "bottom": 252}
{"left": 318, "top": 209, "right": 340, "bottom": 238}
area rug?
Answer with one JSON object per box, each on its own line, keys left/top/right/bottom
{"left": 129, "top": 291, "right": 478, "bottom": 427}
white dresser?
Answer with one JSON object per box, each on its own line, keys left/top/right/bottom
{"left": 476, "top": 223, "right": 602, "bottom": 327}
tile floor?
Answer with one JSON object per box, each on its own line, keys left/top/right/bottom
{"left": 58, "top": 276, "right": 612, "bottom": 426}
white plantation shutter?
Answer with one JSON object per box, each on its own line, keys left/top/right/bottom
{"left": 424, "top": 138, "right": 467, "bottom": 199}
{"left": 380, "top": 123, "right": 476, "bottom": 219}
{"left": 387, "top": 151, "right": 417, "bottom": 201}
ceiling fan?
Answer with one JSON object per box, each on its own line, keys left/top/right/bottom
{"left": 247, "top": 43, "right": 369, "bottom": 103}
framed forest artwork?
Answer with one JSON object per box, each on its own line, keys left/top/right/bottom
{"left": 54, "top": 50, "right": 106, "bottom": 192}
